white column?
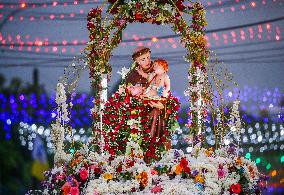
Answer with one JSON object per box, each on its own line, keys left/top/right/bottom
{"left": 100, "top": 74, "right": 108, "bottom": 154}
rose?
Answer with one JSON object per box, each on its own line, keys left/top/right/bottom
{"left": 79, "top": 168, "right": 89, "bottom": 181}
{"left": 230, "top": 183, "right": 242, "bottom": 194}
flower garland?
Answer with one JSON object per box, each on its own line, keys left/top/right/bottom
{"left": 32, "top": 145, "right": 266, "bottom": 194}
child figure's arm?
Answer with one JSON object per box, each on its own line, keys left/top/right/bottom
{"left": 163, "top": 74, "right": 170, "bottom": 97}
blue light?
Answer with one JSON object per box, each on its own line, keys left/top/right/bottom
{"left": 264, "top": 117, "right": 269, "bottom": 123}
{"left": 10, "top": 98, "right": 15, "bottom": 104}
{"left": 6, "top": 119, "right": 11, "bottom": 125}
{"left": 5, "top": 133, "right": 12, "bottom": 140}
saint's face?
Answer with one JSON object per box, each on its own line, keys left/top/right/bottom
{"left": 135, "top": 52, "right": 151, "bottom": 70}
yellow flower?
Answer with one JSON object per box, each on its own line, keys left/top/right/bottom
{"left": 131, "top": 110, "right": 137, "bottom": 115}
{"left": 194, "top": 174, "right": 205, "bottom": 184}
{"left": 103, "top": 173, "right": 113, "bottom": 181}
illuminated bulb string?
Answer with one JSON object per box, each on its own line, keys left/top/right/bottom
{"left": 0, "top": 0, "right": 283, "bottom": 22}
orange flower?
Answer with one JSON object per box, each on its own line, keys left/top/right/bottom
{"left": 235, "top": 157, "right": 242, "bottom": 166}
{"left": 136, "top": 171, "right": 148, "bottom": 187}
{"left": 175, "top": 164, "right": 183, "bottom": 175}
{"left": 61, "top": 182, "right": 71, "bottom": 195}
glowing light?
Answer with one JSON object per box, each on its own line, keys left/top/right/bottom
{"left": 152, "top": 37, "right": 158, "bottom": 43}
{"left": 250, "top": 2, "right": 256, "bottom": 7}
{"left": 266, "top": 163, "right": 271, "bottom": 170}
{"left": 256, "top": 157, "right": 261, "bottom": 164}
{"left": 271, "top": 170, "right": 277, "bottom": 177}
{"left": 20, "top": 3, "right": 26, "bottom": 8}
{"left": 245, "top": 152, "right": 251, "bottom": 159}
{"left": 50, "top": 14, "right": 55, "bottom": 20}
{"left": 281, "top": 156, "right": 284, "bottom": 163}
{"left": 52, "top": 1, "right": 58, "bottom": 7}
{"left": 6, "top": 119, "right": 11, "bottom": 125}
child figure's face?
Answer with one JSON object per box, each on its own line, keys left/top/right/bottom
{"left": 153, "top": 63, "right": 165, "bottom": 75}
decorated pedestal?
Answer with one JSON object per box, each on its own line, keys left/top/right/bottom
{"left": 29, "top": 1, "right": 267, "bottom": 194}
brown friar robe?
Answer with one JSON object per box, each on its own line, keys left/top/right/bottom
{"left": 124, "top": 65, "right": 168, "bottom": 147}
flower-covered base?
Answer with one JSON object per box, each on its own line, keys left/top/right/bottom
{"left": 38, "top": 142, "right": 265, "bottom": 195}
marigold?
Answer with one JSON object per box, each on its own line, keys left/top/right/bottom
{"left": 103, "top": 173, "right": 113, "bottom": 181}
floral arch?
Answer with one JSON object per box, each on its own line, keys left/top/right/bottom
{"left": 34, "top": 1, "right": 266, "bottom": 194}
{"left": 86, "top": 0, "right": 210, "bottom": 144}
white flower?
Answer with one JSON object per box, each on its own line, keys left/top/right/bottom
{"left": 117, "top": 67, "right": 130, "bottom": 79}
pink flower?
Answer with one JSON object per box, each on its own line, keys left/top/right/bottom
{"left": 80, "top": 168, "right": 89, "bottom": 181}
{"left": 217, "top": 168, "right": 226, "bottom": 178}
{"left": 94, "top": 190, "right": 99, "bottom": 195}
{"left": 151, "top": 169, "right": 158, "bottom": 175}
{"left": 70, "top": 186, "right": 79, "bottom": 195}
{"left": 56, "top": 174, "right": 65, "bottom": 180}
{"left": 151, "top": 185, "right": 163, "bottom": 194}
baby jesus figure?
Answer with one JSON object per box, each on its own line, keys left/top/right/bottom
{"left": 144, "top": 59, "right": 170, "bottom": 105}
{"left": 143, "top": 59, "right": 171, "bottom": 138}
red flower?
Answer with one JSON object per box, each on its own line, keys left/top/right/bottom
{"left": 87, "top": 22, "right": 95, "bottom": 30}
{"left": 80, "top": 168, "right": 89, "bottom": 181}
{"left": 230, "top": 183, "right": 242, "bottom": 194}
{"left": 135, "top": 12, "right": 143, "bottom": 20}
{"left": 166, "top": 109, "right": 172, "bottom": 114}
{"left": 180, "top": 157, "right": 188, "bottom": 168}
{"left": 87, "top": 8, "right": 101, "bottom": 20}
{"left": 116, "top": 165, "right": 122, "bottom": 173}
{"left": 176, "top": 0, "right": 186, "bottom": 11}
{"left": 183, "top": 166, "right": 191, "bottom": 174}
{"left": 135, "top": 2, "right": 141, "bottom": 9}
